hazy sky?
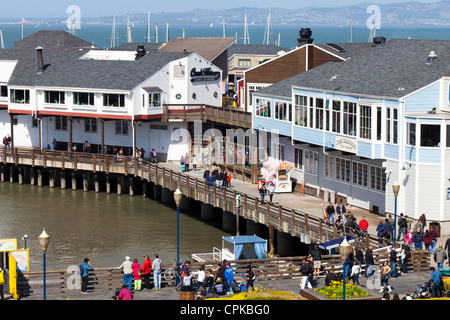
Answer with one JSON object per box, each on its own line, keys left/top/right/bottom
{"left": 1, "top": 0, "right": 442, "bottom": 18}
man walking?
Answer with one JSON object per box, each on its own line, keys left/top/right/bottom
{"left": 397, "top": 213, "right": 407, "bottom": 242}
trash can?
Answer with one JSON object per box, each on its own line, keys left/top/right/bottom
{"left": 429, "top": 222, "right": 440, "bottom": 237}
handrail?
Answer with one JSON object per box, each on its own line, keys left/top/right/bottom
{"left": 0, "top": 146, "right": 395, "bottom": 250}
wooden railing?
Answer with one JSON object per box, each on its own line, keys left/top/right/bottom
{"left": 161, "top": 104, "right": 252, "bottom": 128}
{"left": 16, "top": 250, "right": 430, "bottom": 298}
{"left": 0, "top": 146, "right": 405, "bottom": 251}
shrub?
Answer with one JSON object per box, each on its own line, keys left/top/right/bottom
{"left": 314, "top": 280, "right": 369, "bottom": 299}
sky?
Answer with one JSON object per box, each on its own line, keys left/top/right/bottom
{"left": 1, "top": 0, "right": 442, "bottom": 18}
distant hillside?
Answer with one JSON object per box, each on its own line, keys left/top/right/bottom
{"left": 2, "top": 1, "right": 450, "bottom": 27}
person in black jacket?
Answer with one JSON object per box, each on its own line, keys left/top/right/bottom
{"left": 397, "top": 213, "right": 407, "bottom": 241}
{"left": 310, "top": 245, "right": 322, "bottom": 278}
{"left": 365, "top": 246, "right": 375, "bottom": 279}
{"left": 300, "top": 258, "right": 313, "bottom": 289}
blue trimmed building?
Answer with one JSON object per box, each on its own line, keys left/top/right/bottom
{"left": 253, "top": 37, "right": 450, "bottom": 226}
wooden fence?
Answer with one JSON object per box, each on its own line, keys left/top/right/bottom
{"left": 16, "top": 250, "right": 430, "bottom": 298}
{"left": 0, "top": 147, "right": 405, "bottom": 252}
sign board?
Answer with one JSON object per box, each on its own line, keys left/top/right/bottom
{"left": 335, "top": 136, "right": 357, "bottom": 154}
{"left": 0, "top": 239, "right": 17, "bottom": 252}
{"left": 10, "top": 249, "right": 29, "bottom": 272}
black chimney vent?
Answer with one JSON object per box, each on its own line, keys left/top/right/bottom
{"left": 135, "top": 45, "right": 146, "bottom": 60}
{"left": 36, "top": 46, "right": 44, "bottom": 74}
{"left": 373, "top": 36, "right": 386, "bottom": 46}
{"left": 297, "top": 28, "right": 314, "bottom": 46}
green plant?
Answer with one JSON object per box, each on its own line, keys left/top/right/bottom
{"left": 314, "top": 280, "right": 369, "bottom": 299}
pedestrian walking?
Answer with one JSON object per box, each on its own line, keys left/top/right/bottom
{"left": 299, "top": 258, "right": 313, "bottom": 289}
{"left": 117, "top": 256, "right": 133, "bottom": 290}
{"left": 412, "top": 227, "right": 424, "bottom": 249}
{"left": 434, "top": 244, "right": 447, "bottom": 271}
{"left": 184, "top": 153, "right": 190, "bottom": 172}
{"left": 141, "top": 255, "right": 152, "bottom": 290}
{"left": 80, "top": 258, "right": 92, "bottom": 294}
{"left": 365, "top": 246, "right": 375, "bottom": 279}
{"left": 389, "top": 245, "right": 398, "bottom": 278}
{"left": 326, "top": 202, "right": 335, "bottom": 224}
{"left": 267, "top": 182, "right": 275, "bottom": 202}
{"left": 379, "top": 261, "right": 392, "bottom": 293}
{"left": 258, "top": 181, "right": 267, "bottom": 204}
{"left": 224, "top": 262, "right": 235, "bottom": 293}
{"left": 193, "top": 265, "right": 206, "bottom": 295}
{"left": 397, "top": 213, "right": 407, "bottom": 242}
{"left": 151, "top": 254, "right": 162, "bottom": 289}
{"left": 350, "top": 258, "right": 361, "bottom": 285}
{"left": 431, "top": 267, "right": 442, "bottom": 298}
{"left": 132, "top": 258, "right": 143, "bottom": 291}
{"left": 245, "top": 265, "right": 255, "bottom": 291}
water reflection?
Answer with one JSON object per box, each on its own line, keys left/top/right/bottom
{"left": 0, "top": 182, "right": 230, "bottom": 271}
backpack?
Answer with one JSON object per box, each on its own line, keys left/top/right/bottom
{"left": 215, "top": 283, "right": 225, "bottom": 295}
{"left": 77, "top": 264, "right": 84, "bottom": 276}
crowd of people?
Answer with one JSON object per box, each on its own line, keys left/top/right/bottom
{"left": 202, "top": 164, "right": 232, "bottom": 190}
{"left": 174, "top": 260, "right": 256, "bottom": 299}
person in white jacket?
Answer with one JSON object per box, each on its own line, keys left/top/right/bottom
{"left": 350, "top": 258, "right": 361, "bottom": 285}
{"left": 152, "top": 254, "right": 162, "bottom": 289}
{"left": 192, "top": 265, "right": 206, "bottom": 295}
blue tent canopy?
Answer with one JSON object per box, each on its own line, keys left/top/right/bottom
{"left": 222, "top": 235, "right": 267, "bottom": 259}
{"left": 318, "top": 235, "right": 355, "bottom": 250}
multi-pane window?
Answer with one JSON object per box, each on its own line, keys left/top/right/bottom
{"left": 248, "top": 85, "right": 265, "bottom": 107}
{"left": 10, "top": 89, "right": 30, "bottom": 104}
{"left": 103, "top": 94, "right": 125, "bottom": 107}
{"left": 294, "top": 148, "right": 303, "bottom": 170}
{"left": 255, "top": 98, "right": 271, "bottom": 118}
{"left": 308, "top": 97, "right": 314, "bottom": 128}
{"left": 304, "top": 150, "right": 318, "bottom": 174}
{"left": 343, "top": 102, "right": 357, "bottom": 136}
{"left": 238, "top": 59, "right": 251, "bottom": 67}
{"left": 0, "top": 85, "right": 7, "bottom": 97}
{"left": 315, "top": 98, "right": 324, "bottom": 129}
{"left": 274, "top": 101, "right": 291, "bottom": 121}
{"left": 324, "top": 154, "right": 334, "bottom": 179}
{"left": 84, "top": 119, "right": 97, "bottom": 133}
{"left": 353, "top": 162, "right": 368, "bottom": 187}
{"left": 376, "top": 107, "right": 382, "bottom": 140}
{"left": 74, "top": 92, "right": 95, "bottom": 106}
{"left": 386, "top": 108, "right": 391, "bottom": 143}
{"left": 115, "top": 120, "right": 129, "bottom": 135}
{"left": 393, "top": 109, "right": 398, "bottom": 144}
{"left": 332, "top": 100, "right": 341, "bottom": 133}
{"left": 370, "top": 165, "right": 386, "bottom": 192}
{"left": 45, "top": 91, "right": 65, "bottom": 104}
{"left": 149, "top": 93, "right": 161, "bottom": 107}
{"left": 407, "top": 122, "right": 416, "bottom": 146}
{"left": 55, "top": 116, "right": 68, "bottom": 131}
{"left": 295, "top": 95, "right": 308, "bottom": 127}
{"left": 335, "top": 157, "right": 350, "bottom": 183}
{"left": 360, "top": 105, "right": 371, "bottom": 139}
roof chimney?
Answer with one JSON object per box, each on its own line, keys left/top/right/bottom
{"left": 135, "top": 45, "right": 146, "bottom": 60}
{"left": 372, "top": 36, "right": 386, "bottom": 46}
{"left": 36, "top": 46, "right": 44, "bottom": 74}
{"left": 297, "top": 28, "right": 314, "bottom": 46}
{"left": 427, "top": 51, "right": 437, "bottom": 64}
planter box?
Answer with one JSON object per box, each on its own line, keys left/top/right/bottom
{"left": 300, "top": 289, "right": 382, "bottom": 300}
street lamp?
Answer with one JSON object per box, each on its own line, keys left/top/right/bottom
{"left": 173, "top": 188, "right": 182, "bottom": 286}
{"left": 392, "top": 181, "right": 400, "bottom": 245}
{"left": 38, "top": 228, "right": 50, "bottom": 300}
{"left": 235, "top": 193, "right": 241, "bottom": 236}
{"left": 339, "top": 237, "right": 351, "bottom": 300}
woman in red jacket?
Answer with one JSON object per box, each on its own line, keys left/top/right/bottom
{"left": 141, "top": 255, "right": 152, "bottom": 290}
{"left": 358, "top": 216, "right": 369, "bottom": 233}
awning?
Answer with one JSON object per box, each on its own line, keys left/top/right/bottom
{"left": 318, "top": 235, "right": 355, "bottom": 250}
{"left": 142, "top": 86, "right": 163, "bottom": 93}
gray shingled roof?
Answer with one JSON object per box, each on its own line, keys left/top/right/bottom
{"left": 3, "top": 31, "right": 189, "bottom": 91}
{"left": 257, "top": 38, "right": 450, "bottom": 100}
{"left": 13, "top": 30, "right": 94, "bottom": 50}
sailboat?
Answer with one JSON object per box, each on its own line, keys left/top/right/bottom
{"left": 222, "top": 18, "right": 226, "bottom": 38}
{"left": 243, "top": 13, "right": 250, "bottom": 44}
{"left": 155, "top": 23, "right": 159, "bottom": 43}
{"left": 145, "top": 12, "right": 151, "bottom": 43}
{"left": 210, "top": 22, "right": 213, "bottom": 28}
{"left": 0, "top": 30, "right": 4, "bottom": 49}
{"left": 166, "top": 22, "right": 169, "bottom": 43}
{"left": 126, "top": 13, "right": 133, "bottom": 43}
{"left": 263, "top": 11, "right": 272, "bottom": 45}
{"left": 110, "top": 13, "right": 118, "bottom": 48}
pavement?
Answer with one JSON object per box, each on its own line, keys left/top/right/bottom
{"left": 13, "top": 268, "right": 436, "bottom": 301}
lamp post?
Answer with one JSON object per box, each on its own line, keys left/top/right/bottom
{"left": 339, "top": 237, "right": 351, "bottom": 300}
{"left": 38, "top": 228, "right": 50, "bottom": 300}
{"left": 392, "top": 181, "right": 400, "bottom": 246}
{"left": 173, "top": 188, "right": 182, "bottom": 286}
{"left": 236, "top": 193, "right": 241, "bottom": 236}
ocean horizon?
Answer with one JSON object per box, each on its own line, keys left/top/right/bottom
{"left": 1, "top": 23, "right": 450, "bottom": 50}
